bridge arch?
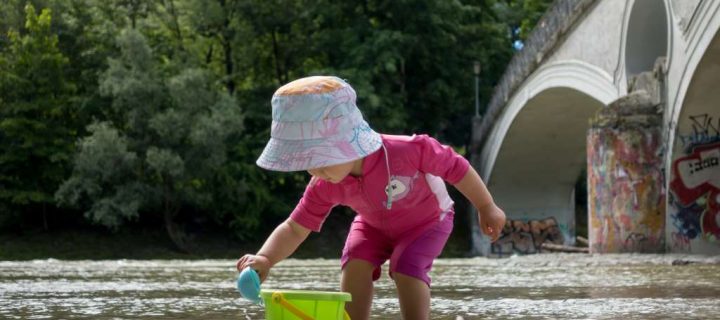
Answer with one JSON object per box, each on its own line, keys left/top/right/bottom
{"left": 478, "top": 61, "right": 618, "bottom": 254}
{"left": 480, "top": 61, "right": 618, "bottom": 180}
{"left": 471, "top": 0, "right": 720, "bottom": 256}
{"left": 666, "top": 6, "right": 720, "bottom": 253}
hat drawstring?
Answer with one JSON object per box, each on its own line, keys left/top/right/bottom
{"left": 382, "top": 143, "right": 393, "bottom": 210}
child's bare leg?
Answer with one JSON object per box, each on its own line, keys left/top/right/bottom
{"left": 394, "top": 272, "right": 430, "bottom": 320}
{"left": 341, "top": 259, "right": 375, "bottom": 320}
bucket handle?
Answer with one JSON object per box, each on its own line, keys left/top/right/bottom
{"left": 270, "top": 292, "right": 351, "bottom": 320}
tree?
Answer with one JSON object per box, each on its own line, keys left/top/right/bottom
{"left": 56, "top": 29, "right": 245, "bottom": 252}
{"left": 0, "top": 0, "right": 556, "bottom": 253}
{"left": 0, "top": 4, "right": 77, "bottom": 229}
{"left": 495, "top": 0, "right": 555, "bottom": 48}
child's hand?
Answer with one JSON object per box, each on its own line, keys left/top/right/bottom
{"left": 236, "top": 254, "right": 271, "bottom": 282}
{"left": 478, "top": 204, "right": 506, "bottom": 242}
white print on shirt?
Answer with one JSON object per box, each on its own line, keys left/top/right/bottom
{"left": 385, "top": 173, "right": 420, "bottom": 202}
{"left": 386, "top": 178, "right": 406, "bottom": 198}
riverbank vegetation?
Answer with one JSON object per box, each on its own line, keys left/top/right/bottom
{"left": 0, "top": 0, "right": 552, "bottom": 259}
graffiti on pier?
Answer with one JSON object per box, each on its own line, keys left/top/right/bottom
{"left": 670, "top": 192, "right": 704, "bottom": 241}
{"left": 670, "top": 141, "right": 720, "bottom": 243}
{"left": 491, "top": 217, "right": 564, "bottom": 256}
{"left": 625, "top": 233, "right": 649, "bottom": 248}
{"left": 587, "top": 127, "right": 665, "bottom": 253}
{"left": 671, "top": 231, "right": 692, "bottom": 251}
{"left": 677, "top": 113, "right": 720, "bottom": 150}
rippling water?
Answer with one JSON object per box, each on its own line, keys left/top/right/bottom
{"left": 1, "top": 254, "right": 719, "bottom": 319}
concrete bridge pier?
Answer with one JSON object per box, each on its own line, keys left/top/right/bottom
{"left": 587, "top": 63, "right": 666, "bottom": 253}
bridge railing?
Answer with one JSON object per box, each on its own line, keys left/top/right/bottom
{"left": 472, "top": 0, "right": 596, "bottom": 155}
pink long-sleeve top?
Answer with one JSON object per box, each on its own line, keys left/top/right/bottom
{"left": 290, "top": 134, "right": 470, "bottom": 239}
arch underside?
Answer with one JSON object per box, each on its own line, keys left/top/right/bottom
{"left": 488, "top": 88, "right": 604, "bottom": 255}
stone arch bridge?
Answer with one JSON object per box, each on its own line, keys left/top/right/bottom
{"left": 470, "top": 0, "right": 720, "bottom": 256}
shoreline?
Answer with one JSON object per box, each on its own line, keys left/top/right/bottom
{"left": 0, "top": 227, "right": 471, "bottom": 261}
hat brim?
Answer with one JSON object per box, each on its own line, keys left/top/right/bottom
{"left": 256, "top": 125, "right": 383, "bottom": 172}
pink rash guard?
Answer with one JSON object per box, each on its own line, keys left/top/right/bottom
{"left": 289, "top": 134, "right": 470, "bottom": 284}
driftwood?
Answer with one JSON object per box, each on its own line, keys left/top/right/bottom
{"left": 541, "top": 242, "right": 589, "bottom": 253}
{"left": 576, "top": 236, "right": 589, "bottom": 247}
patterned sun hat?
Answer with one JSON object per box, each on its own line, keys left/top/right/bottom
{"left": 256, "top": 76, "right": 383, "bottom": 172}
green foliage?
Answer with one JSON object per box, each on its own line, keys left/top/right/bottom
{"left": 495, "top": 0, "right": 554, "bottom": 42}
{"left": 56, "top": 122, "right": 143, "bottom": 227}
{"left": 0, "top": 4, "right": 77, "bottom": 225}
{"left": 2, "top": 0, "right": 553, "bottom": 246}
{"left": 208, "top": 0, "right": 515, "bottom": 144}
{"left": 57, "top": 29, "right": 249, "bottom": 247}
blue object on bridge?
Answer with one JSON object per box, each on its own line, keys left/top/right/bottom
{"left": 237, "top": 267, "right": 262, "bottom": 304}
{"left": 513, "top": 39, "right": 524, "bottom": 51}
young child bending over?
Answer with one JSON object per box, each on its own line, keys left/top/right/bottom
{"left": 237, "top": 76, "right": 505, "bottom": 320}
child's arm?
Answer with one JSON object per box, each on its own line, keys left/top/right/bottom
{"left": 236, "top": 218, "right": 311, "bottom": 282}
{"left": 453, "top": 165, "right": 506, "bottom": 241}
{"left": 410, "top": 134, "right": 505, "bottom": 240}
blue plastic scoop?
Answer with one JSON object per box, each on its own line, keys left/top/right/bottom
{"left": 236, "top": 267, "right": 262, "bottom": 304}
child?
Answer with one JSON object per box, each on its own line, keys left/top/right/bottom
{"left": 236, "top": 76, "right": 505, "bottom": 320}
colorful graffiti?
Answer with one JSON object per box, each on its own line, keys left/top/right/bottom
{"left": 587, "top": 126, "right": 665, "bottom": 253}
{"left": 491, "top": 217, "right": 565, "bottom": 256}
{"left": 669, "top": 113, "right": 720, "bottom": 252}
{"left": 670, "top": 142, "right": 720, "bottom": 243}
{"left": 677, "top": 113, "right": 720, "bottom": 150}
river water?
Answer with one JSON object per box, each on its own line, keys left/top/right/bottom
{"left": 1, "top": 254, "right": 719, "bottom": 319}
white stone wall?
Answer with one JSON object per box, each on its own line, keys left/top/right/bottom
{"left": 547, "top": 0, "right": 625, "bottom": 81}
{"left": 671, "top": 0, "right": 703, "bottom": 33}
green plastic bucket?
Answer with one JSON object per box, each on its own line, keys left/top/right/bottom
{"left": 260, "top": 289, "right": 352, "bottom": 320}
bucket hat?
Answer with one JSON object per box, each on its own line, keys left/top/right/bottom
{"left": 256, "top": 76, "right": 382, "bottom": 172}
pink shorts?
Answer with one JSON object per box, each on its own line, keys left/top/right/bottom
{"left": 340, "top": 212, "right": 454, "bottom": 286}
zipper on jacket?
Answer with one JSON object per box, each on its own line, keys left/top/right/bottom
{"left": 358, "top": 176, "right": 388, "bottom": 233}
